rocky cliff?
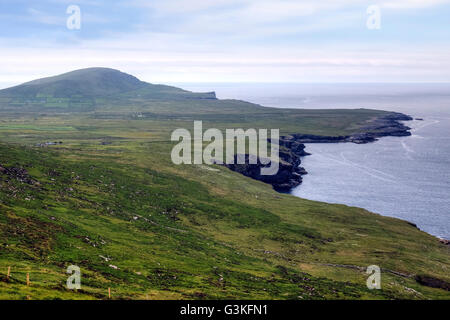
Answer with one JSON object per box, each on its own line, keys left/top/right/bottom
{"left": 225, "top": 138, "right": 309, "bottom": 192}
{"left": 225, "top": 112, "right": 412, "bottom": 192}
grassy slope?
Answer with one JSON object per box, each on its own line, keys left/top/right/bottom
{"left": 0, "top": 77, "right": 449, "bottom": 300}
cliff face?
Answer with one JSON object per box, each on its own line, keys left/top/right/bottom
{"left": 225, "top": 138, "right": 309, "bottom": 192}
{"left": 225, "top": 112, "right": 413, "bottom": 192}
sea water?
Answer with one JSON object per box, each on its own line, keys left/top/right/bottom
{"left": 175, "top": 83, "right": 450, "bottom": 239}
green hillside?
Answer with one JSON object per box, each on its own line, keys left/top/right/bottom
{"left": 0, "top": 68, "right": 216, "bottom": 112}
{"left": 0, "top": 69, "right": 448, "bottom": 300}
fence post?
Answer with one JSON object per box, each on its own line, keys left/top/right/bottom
{"left": 7, "top": 266, "right": 11, "bottom": 280}
{"left": 26, "top": 273, "right": 30, "bottom": 286}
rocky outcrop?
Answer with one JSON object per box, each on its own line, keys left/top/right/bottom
{"left": 225, "top": 138, "right": 309, "bottom": 192}
{"left": 415, "top": 275, "right": 450, "bottom": 291}
{"left": 0, "top": 164, "right": 36, "bottom": 185}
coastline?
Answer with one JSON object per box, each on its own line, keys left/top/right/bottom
{"left": 225, "top": 111, "right": 450, "bottom": 245}
{"left": 287, "top": 112, "right": 413, "bottom": 144}
{"left": 226, "top": 111, "right": 413, "bottom": 192}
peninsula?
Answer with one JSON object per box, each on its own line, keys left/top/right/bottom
{"left": 0, "top": 68, "right": 448, "bottom": 300}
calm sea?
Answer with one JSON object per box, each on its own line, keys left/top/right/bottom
{"left": 174, "top": 83, "right": 450, "bottom": 239}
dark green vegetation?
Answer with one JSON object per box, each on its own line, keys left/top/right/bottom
{"left": 0, "top": 68, "right": 449, "bottom": 300}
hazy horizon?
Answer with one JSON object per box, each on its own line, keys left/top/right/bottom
{"left": 2, "top": 76, "right": 450, "bottom": 91}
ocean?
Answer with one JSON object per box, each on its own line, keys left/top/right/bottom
{"left": 174, "top": 83, "right": 450, "bottom": 239}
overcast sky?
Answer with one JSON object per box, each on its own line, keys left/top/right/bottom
{"left": 0, "top": 0, "right": 449, "bottom": 87}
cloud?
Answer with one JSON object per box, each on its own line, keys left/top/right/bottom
{"left": 118, "top": 0, "right": 450, "bottom": 38}
{"left": 27, "top": 7, "right": 65, "bottom": 25}
{"left": 127, "top": 0, "right": 450, "bottom": 17}
{"left": 1, "top": 39, "right": 449, "bottom": 86}
{"left": 380, "top": 0, "right": 450, "bottom": 9}
{"left": 0, "top": 0, "right": 449, "bottom": 84}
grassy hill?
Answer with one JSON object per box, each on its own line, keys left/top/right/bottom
{"left": 0, "top": 69, "right": 448, "bottom": 300}
{"left": 0, "top": 68, "right": 147, "bottom": 98}
{"left": 0, "top": 68, "right": 216, "bottom": 112}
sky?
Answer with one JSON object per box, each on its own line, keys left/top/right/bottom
{"left": 0, "top": 0, "right": 449, "bottom": 87}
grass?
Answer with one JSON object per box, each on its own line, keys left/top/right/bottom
{"left": 0, "top": 126, "right": 448, "bottom": 300}
{"left": 0, "top": 69, "right": 448, "bottom": 300}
